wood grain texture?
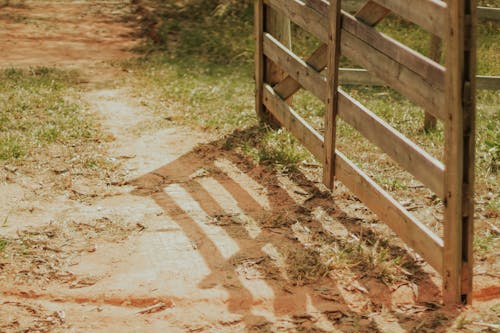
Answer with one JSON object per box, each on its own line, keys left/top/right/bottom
{"left": 341, "top": 29, "right": 445, "bottom": 119}
{"left": 338, "top": 90, "right": 445, "bottom": 197}
{"left": 424, "top": 34, "right": 442, "bottom": 130}
{"left": 477, "top": 75, "right": 500, "bottom": 90}
{"left": 335, "top": 150, "right": 444, "bottom": 272}
{"left": 355, "top": 0, "right": 391, "bottom": 26}
{"left": 323, "top": 0, "right": 342, "bottom": 188}
{"left": 254, "top": 0, "right": 265, "bottom": 121}
{"left": 373, "top": 0, "right": 448, "bottom": 38}
{"left": 342, "top": 12, "right": 446, "bottom": 89}
{"left": 273, "top": 43, "right": 328, "bottom": 100}
{"left": 264, "top": 0, "right": 446, "bottom": 117}
{"left": 262, "top": 36, "right": 445, "bottom": 196}
{"left": 263, "top": 33, "right": 326, "bottom": 101}
{"left": 478, "top": 6, "right": 500, "bottom": 20}
{"left": 443, "top": 0, "right": 476, "bottom": 305}
{"left": 264, "top": 0, "right": 327, "bottom": 42}
{"left": 263, "top": 82, "right": 444, "bottom": 275}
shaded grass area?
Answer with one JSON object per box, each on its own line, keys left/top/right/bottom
{"left": 122, "top": 55, "right": 313, "bottom": 172}
{"left": 125, "top": 0, "right": 499, "bottom": 283}
{"left": 0, "top": 67, "right": 97, "bottom": 161}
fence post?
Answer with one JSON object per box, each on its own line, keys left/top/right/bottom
{"left": 254, "top": 1, "right": 292, "bottom": 124}
{"left": 323, "top": 0, "right": 342, "bottom": 189}
{"left": 255, "top": 0, "right": 265, "bottom": 122}
{"left": 424, "top": 34, "right": 441, "bottom": 131}
{"left": 443, "top": 0, "right": 476, "bottom": 305}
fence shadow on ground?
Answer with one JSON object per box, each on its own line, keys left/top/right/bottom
{"left": 130, "top": 127, "right": 458, "bottom": 332}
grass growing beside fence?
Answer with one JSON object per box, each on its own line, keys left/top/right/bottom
{"left": 124, "top": 0, "right": 499, "bottom": 279}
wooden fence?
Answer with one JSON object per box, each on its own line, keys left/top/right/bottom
{"left": 254, "top": 0, "right": 477, "bottom": 305}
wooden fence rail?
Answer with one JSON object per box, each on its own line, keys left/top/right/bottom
{"left": 255, "top": 0, "right": 477, "bottom": 305}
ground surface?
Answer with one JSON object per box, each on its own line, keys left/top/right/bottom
{"left": 0, "top": 1, "right": 498, "bottom": 332}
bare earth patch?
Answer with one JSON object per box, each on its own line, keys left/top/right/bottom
{"left": 0, "top": 1, "right": 498, "bottom": 332}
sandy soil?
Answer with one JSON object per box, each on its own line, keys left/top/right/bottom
{"left": 0, "top": 1, "right": 498, "bottom": 332}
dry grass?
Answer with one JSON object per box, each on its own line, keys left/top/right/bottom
{"left": 0, "top": 218, "right": 143, "bottom": 287}
{"left": 122, "top": 0, "right": 499, "bottom": 309}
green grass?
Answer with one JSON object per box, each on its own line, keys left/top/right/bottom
{"left": 0, "top": 67, "right": 97, "bottom": 161}
{"left": 0, "top": 238, "right": 7, "bottom": 253}
{"left": 126, "top": 0, "right": 499, "bottom": 236}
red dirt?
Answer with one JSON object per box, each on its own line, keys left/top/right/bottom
{"left": 0, "top": 1, "right": 139, "bottom": 67}
{"left": 0, "top": 1, "right": 498, "bottom": 332}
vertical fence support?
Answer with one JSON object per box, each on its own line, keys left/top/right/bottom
{"left": 443, "top": 0, "right": 476, "bottom": 305}
{"left": 255, "top": 0, "right": 265, "bottom": 122}
{"left": 323, "top": 0, "right": 342, "bottom": 189}
{"left": 255, "top": 0, "right": 292, "bottom": 125}
{"left": 424, "top": 34, "right": 442, "bottom": 131}
{"left": 265, "top": 8, "right": 292, "bottom": 88}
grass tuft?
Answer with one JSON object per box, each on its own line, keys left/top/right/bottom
{"left": 0, "top": 238, "right": 7, "bottom": 253}
{"left": 0, "top": 67, "right": 97, "bottom": 162}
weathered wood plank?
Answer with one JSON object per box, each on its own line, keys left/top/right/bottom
{"left": 338, "top": 69, "right": 499, "bottom": 90}
{"left": 342, "top": 12, "right": 445, "bottom": 90}
{"left": 341, "top": 29, "right": 446, "bottom": 119}
{"left": 460, "top": 3, "right": 477, "bottom": 303}
{"left": 263, "top": 82, "right": 444, "bottom": 274}
{"left": 355, "top": 0, "right": 391, "bottom": 26}
{"left": 264, "top": 0, "right": 446, "bottom": 117}
{"left": 262, "top": 84, "right": 324, "bottom": 159}
{"left": 477, "top": 75, "right": 500, "bottom": 90}
{"left": 335, "top": 150, "right": 444, "bottom": 272}
{"left": 265, "top": 6, "right": 292, "bottom": 87}
{"left": 261, "top": 40, "right": 445, "bottom": 195}
{"left": 424, "top": 34, "right": 442, "bottom": 130}
{"left": 339, "top": 68, "right": 384, "bottom": 86}
{"left": 306, "top": 0, "right": 367, "bottom": 14}
{"left": 273, "top": 44, "right": 328, "bottom": 100}
{"left": 478, "top": 6, "right": 500, "bottom": 20}
{"left": 373, "top": 0, "right": 448, "bottom": 38}
{"left": 254, "top": 0, "right": 265, "bottom": 121}
{"left": 338, "top": 90, "right": 445, "bottom": 197}
{"left": 323, "top": 0, "right": 342, "bottom": 188}
{"left": 304, "top": 0, "right": 328, "bottom": 14}
{"left": 263, "top": 33, "right": 326, "bottom": 101}
{"left": 264, "top": 0, "right": 327, "bottom": 43}
{"left": 443, "top": 0, "right": 476, "bottom": 305}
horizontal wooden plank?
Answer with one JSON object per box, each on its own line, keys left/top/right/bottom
{"left": 304, "top": 0, "right": 328, "bottom": 13}
{"left": 340, "top": 69, "right": 499, "bottom": 91}
{"left": 264, "top": 0, "right": 445, "bottom": 118}
{"left": 339, "top": 68, "right": 384, "bottom": 86}
{"left": 262, "top": 83, "right": 444, "bottom": 273}
{"left": 335, "top": 150, "right": 444, "bottom": 272}
{"left": 263, "top": 42, "right": 445, "bottom": 195}
{"left": 373, "top": 0, "right": 448, "bottom": 39}
{"left": 341, "top": 29, "right": 446, "bottom": 120}
{"left": 477, "top": 75, "right": 500, "bottom": 90}
{"left": 263, "top": 33, "right": 326, "bottom": 101}
{"left": 338, "top": 89, "right": 445, "bottom": 197}
{"left": 264, "top": 0, "right": 327, "bottom": 43}
{"left": 305, "top": 0, "right": 366, "bottom": 14}
{"left": 263, "top": 84, "right": 324, "bottom": 159}
{"left": 342, "top": 12, "right": 446, "bottom": 90}
{"left": 478, "top": 6, "right": 500, "bottom": 21}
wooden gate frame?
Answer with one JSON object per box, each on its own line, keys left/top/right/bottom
{"left": 254, "top": 0, "right": 477, "bottom": 305}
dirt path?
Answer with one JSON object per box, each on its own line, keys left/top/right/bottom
{"left": 1, "top": 1, "right": 498, "bottom": 332}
